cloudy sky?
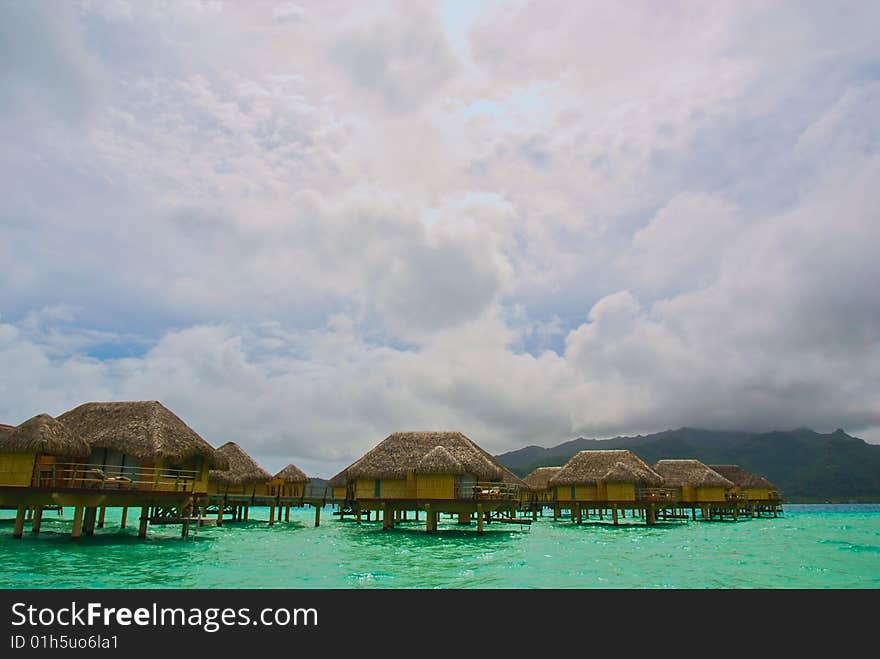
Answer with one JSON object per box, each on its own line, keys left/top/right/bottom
{"left": 2, "top": 0, "right": 879, "bottom": 477}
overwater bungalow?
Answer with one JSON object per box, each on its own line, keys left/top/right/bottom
{"left": 549, "top": 449, "right": 672, "bottom": 525}
{"left": 653, "top": 459, "right": 736, "bottom": 520}
{"left": 268, "top": 464, "right": 311, "bottom": 523}
{"left": 331, "top": 431, "right": 527, "bottom": 534}
{"left": 270, "top": 464, "right": 310, "bottom": 498}
{"left": 0, "top": 414, "right": 91, "bottom": 537}
{"left": 708, "top": 464, "right": 783, "bottom": 516}
{"left": 521, "top": 466, "right": 562, "bottom": 517}
{"left": 0, "top": 401, "right": 226, "bottom": 539}
{"left": 206, "top": 442, "right": 272, "bottom": 525}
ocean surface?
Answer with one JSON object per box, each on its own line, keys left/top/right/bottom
{"left": 1, "top": 504, "right": 877, "bottom": 588}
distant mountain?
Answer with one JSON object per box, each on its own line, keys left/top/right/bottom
{"left": 495, "top": 427, "right": 880, "bottom": 501}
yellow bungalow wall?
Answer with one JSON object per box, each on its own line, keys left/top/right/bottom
{"left": 555, "top": 484, "right": 599, "bottom": 501}
{"left": 606, "top": 482, "right": 636, "bottom": 501}
{"left": 332, "top": 486, "right": 347, "bottom": 500}
{"left": 696, "top": 486, "right": 727, "bottom": 502}
{"left": 745, "top": 487, "right": 773, "bottom": 500}
{"left": 0, "top": 452, "right": 36, "bottom": 487}
{"left": 415, "top": 474, "right": 455, "bottom": 499}
{"left": 354, "top": 478, "right": 407, "bottom": 499}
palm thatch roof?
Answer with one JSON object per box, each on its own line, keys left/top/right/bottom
{"left": 327, "top": 469, "right": 347, "bottom": 488}
{"left": 58, "top": 401, "right": 227, "bottom": 468}
{"left": 413, "top": 445, "right": 465, "bottom": 474}
{"left": 209, "top": 442, "right": 272, "bottom": 485}
{"left": 549, "top": 450, "right": 664, "bottom": 486}
{"left": 708, "top": 465, "right": 777, "bottom": 490}
{"left": 523, "top": 466, "right": 562, "bottom": 491}
{"left": 334, "top": 431, "right": 525, "bottom": 486}
{"left": 0, "top": 423, "right": 14, "bottom": 433}
{"left": 653, "top": 460, "right": 735, "bottom": 489}
{"left": 0, "top": 414, "right": 91, "bottom": 457}
{"left": 273, "top": 463, "right": 310, "bottom": 483}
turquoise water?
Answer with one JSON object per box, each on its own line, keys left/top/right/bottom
{"left": 1, "top": 504, "right": 877, "bottom": 588}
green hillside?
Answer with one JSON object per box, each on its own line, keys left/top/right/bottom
{"left": 495, "top": 427, "right": 880, "bottom": 501}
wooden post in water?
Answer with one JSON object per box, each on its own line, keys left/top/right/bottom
{"left": 97, "top": 507, "right": 107, "bottom": 529}
{"left": 576, "top": 504, "right": 583, "bottom": 525}
{"left": 121, "top": 507, "right": 128, "bottom": 529}
{"left": 612, "top": 504, "right": 619, "bottom": 526}
{"left": 458, "top": 512, "right": 469, "bottom": 525}
{"left": 31, "top": 506, "right": 44, "bottom": 534}
{"left": 314, "top": 505, "right": 321, "bottom": 527}
{"left": 13, "top": 506, "right": 26, "bottom": 539}
{"left": 269, "top": 503, "right": 276, "bottom": 526}
{"left": 423, "top": 504, "right": 431, "bottom": 533}
{"left": 84, "top": 507, "right": 97, "bottom": 536}
{"left": 285, "top": 506, "right": 290, "bottom": 522}
{"left": 476, "top": 504, "right": 484, "bottom": 535}
{"left": 244, "top": 506, "right": 250, "bottom": 521}
{"left": 71, "top": 506, "right": 85, "bottom": 540}
{"left": 216, "top": 503, "right": 224, "bottom": 527}
{"left": 138, "top": 507, "right": 149, "bottom": 538}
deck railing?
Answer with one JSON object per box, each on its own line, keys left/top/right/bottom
{"left": 456, "top": 482, "right": 521, "bottom": 501}
{"left": 0, "top": 462, "right": 202, "bottom": 493}
{"left": 635, "top": 486, "right": 678, "bottom": 503}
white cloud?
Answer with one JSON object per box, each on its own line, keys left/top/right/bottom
{"left": 2, "top": 0, "right": 880, "bottom": 479}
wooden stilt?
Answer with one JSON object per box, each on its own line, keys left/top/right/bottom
{"left": 13, "top": 506, "right": 26, "bottom": 539}
{"left": 31, "top": 506, "right": 44, "bottom": 534}
{"left": 424, "top": 504, "right": 431, "bottom": 533}
{"left": 217, "top": 503, "right": 224, "bottom": 527}
{"left": 458, "top": 512, "right": 469, "bottom": 525}
{"left": 71, "top": 506, "right": 85, "bottom": 540}
{"left": 84, "top": 507, "right": 97, "bottom": 536}
{"left": 314, "top": 505, "right": 321, "bottom": 527}
{"left": 269, "top": 504, "right": 276, "bottom": 526}
{"left": 285, "top": 506, "right": 290, "bottom": 522}
{"left": 612, "top": 504, "right": 619, "bottom": 526}
{"left": 121, "top": 507, "right": 129, "bottom": 529}
{"left": 138, "top": 507, "right": 149, "bottom": 538}
{"left": 97, "top": 507, "right": 107, "bottom": 529}
{"left": 576, "top": 504, "right": 583, "bottom": 525}
{"left": 244, "top": 506, "right": 250, "bottom": 521}
{"left": 477, "top": 505, "right": 484, "bottom": 535}
{"left": 532, "top": 506, "right": 538, "bottom": 521}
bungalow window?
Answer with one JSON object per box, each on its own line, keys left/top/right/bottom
{"left": 570, "top": 485, "right": 576, "bottom": 499}
{"left": 374, "top": 479, "right": 381, "bottom": 497}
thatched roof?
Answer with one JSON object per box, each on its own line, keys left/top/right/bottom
{"left": 273, "top": 463, "right": 310, "bottom": 483}
{"left": 327, "top": 469, "right": 347, "bottom": 488}
{"left": 550, "top": 450, "right": 664, "bottom": 486}
{"left": 209, "top": 442, "right": 272, "bottom": 485}
{"left": 708, "top": 465, "right": 777, "bottom": 490}
{"left": 58, "top": 401, "right": 227, "bottom": 468}
{"left": 523, "top": 466, "right": 562, "bottom": 491}
{"left": 336, "top": 431, "right": 525, "bottom": 486}
{"left": 413, "top": 445, "right": 465, "bottom": 474}
{"left": 654, "top": 460, "right": 735, "bottom": 489}
{"left": 0, "top": 414, "right": 91, "bottom": 457}
{"left": 0, "top": 423, "right": 14, "bottom": 433}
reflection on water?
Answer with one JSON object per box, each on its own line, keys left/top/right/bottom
{"left": 0, "top": 504, "right": 877, "bottom": 588}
